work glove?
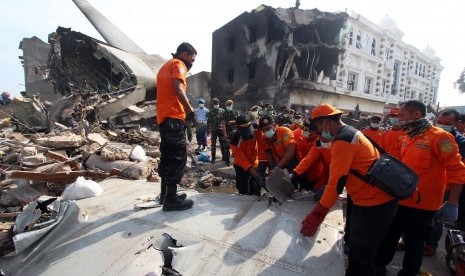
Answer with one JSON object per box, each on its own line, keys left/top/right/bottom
{"left": 300, "top": 202, "right": 329, "bottom": 237}
{"left": 437, "top": 202, "right": 458, "bottom": 224}
{"left": 290, "top": 171, "right": 299, "bottom": 189}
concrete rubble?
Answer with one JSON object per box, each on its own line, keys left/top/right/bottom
{"left": 0, "top": 100, "right": 236, "bottom": 257}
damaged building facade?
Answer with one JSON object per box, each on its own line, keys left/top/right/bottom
{"left": 211, "top": 5, "right": 442, "bottom": 114}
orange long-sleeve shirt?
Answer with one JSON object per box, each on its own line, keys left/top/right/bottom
{"left": 230, "top": 131, "right": 258, "bottom": 172}
{"left": 293, "top": 140, "right": 331, "bottom": 189}
{"left": 400, "top": 126, "right": 465, "bottom": 211}
{"left": 381, "top": 128, "right": 403, "bottom": 159}
{"left": 362, "top": 127, "right": 384, "bottom": 145}
{"left": 255, "top": 129, "right": 269, "bottom": 161}
{"left": 267, "top": 126, "right": 296, "bottom": 164}
{"left": 320, "top": 125, "right": 394, "bottom": 209}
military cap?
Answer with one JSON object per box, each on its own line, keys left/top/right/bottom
{"left": 259, "top": 115, "right": 275, "bottom": 128}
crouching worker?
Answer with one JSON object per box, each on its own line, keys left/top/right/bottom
{"left": 230, "top": 115, "right": 261, "bottom": 196}
{"left": 300, "top": 104, "right": 398, "bottom": 275}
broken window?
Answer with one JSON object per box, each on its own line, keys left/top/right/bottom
{"left": 347, "top": 72, "right": 356, "bottom": 91}
{"left": 364, "top": 77, "right": 372, "bottom": 94}
{"left": 249, "top": 26, "right": 257, "bottom": 43}
{"left": 248, "top": 63, "right": 256, "bottom": 80}
{"left": 371, "top": 38, "right": 376, "bottom": 56}
{"left": 356, "top": 31, "right": 362, "bottom": 49}
{"left": 228, "top": 37, "right": 235, "bottom": 53}
{"left": 227, "top": 69, "right": 234, "bottom": 84}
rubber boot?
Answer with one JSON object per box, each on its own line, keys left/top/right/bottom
{"left": 210, "top": 148, "right": 216, "bottom": 163}
{"left": 158, "top": 182, "right": 187, "bottom": 205}
{"left": 163, "top": 185, "right": 194, "bottom": 211}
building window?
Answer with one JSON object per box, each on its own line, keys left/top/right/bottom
{"left": 356, "top": 31, "right": 362, "bottom": 49}
{"left": 349, "top": 29, "right": 353, "bottom": 45}
{"left": 347, "top": 73, "right": 356, "bottom": 91}
{"left": 249, "top": 26, "right": 257, "bottom": 43}
{"left": 392, "top": 63, "right": 399, "bottom": 95}
{"left": 227, "top": 69, "right": 234, "bottom": 84}
{"left": 248, "top": 63, "right": 256, "bottom": 80}
{"left": 411, "top": 90, "right": 417, "bottom": 99}
{"left": 382, "top": 80, "right": 386, "bottom": 96}
{"left": 364, "top": 77, "right": 372, "bottom": 94}
{"left": 371, "top": 38, "right": 376, "bottom": 56}
{"left": 415, "top": 62, "right": 418, "bottom": 75}
{"left": 228, "top": 37, "right": 235, "bottom": 52}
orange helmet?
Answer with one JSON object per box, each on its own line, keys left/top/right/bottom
{"left": 311, "top": 104, "right": 343, "bottom": 119}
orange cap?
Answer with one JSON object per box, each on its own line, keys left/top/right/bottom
{"left": 311, "top": 104, "right": 342, "bottom": 119}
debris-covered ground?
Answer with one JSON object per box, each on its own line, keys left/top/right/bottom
{"left": 0, "top": 100, "right": 236, "bottom": 256}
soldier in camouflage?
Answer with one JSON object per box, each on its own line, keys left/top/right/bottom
{"left": 220, "top": 99, "right": 239, "bottom": 166}
{"left": 207, "top": 98, "right": 228, "bottom": 163}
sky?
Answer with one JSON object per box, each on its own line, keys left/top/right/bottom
{"left": 1, "top": 0, "right": 465, "bottom": 106}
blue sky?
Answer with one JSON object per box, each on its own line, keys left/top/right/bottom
{"left": 1, "top": 0, "right": 465, "bottom": 106}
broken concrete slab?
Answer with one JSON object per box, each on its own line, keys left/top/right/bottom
{"left": 9, "top": 170, "right": 113, "bottom": 184}
{"left": 144, "top": 145, "right": 160, "bottom": 158}
{"left": 0, "top": 97, "right": 49, "bottom": 131}
{"left": 85, "top": 154, "right": 135, "bottom": 172}
{"left": 43, "top": 151, "right": 83, "bottom": 171}
{"left": 86, "top": 133, "right": 108, "bottom": 146}
{"left": 2, "top": 152, "right": 19, "bottom": 164}
{"left": 19, "top": 147, "right": 37, "bottom": 157}
{"left": 211, "top": 166, "right": 236, "bottom": 178}
{"left": 100, "top": 142, "right": 134, "bottom": 161}
{"left": 79, "top": 142, "right": 102, "bottom": 161}
{"left": 0, "top": 179, "right": 45, "bottom": 207}
{"left": 118, "top": 161, "right": 152, "bottom": 180}
{"left": 35, "top": 132, "right": 85, "bottom": 148}
{"left": 19, "top": 154, "right": 47, "bottom": 165}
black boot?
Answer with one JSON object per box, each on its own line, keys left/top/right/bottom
{"left": 163, "top": 185, "right": 194, "bottom": 211}
{"left": 158, "top": 182, "right": 187, "bottom": 205}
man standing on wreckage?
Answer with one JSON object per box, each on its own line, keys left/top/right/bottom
{"left": 300, "top": 103, "right": 398, "bottom": 275}
{"left": 155, "top": 42, "right": 197, "bottom": 211}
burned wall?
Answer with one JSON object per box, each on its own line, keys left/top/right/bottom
{"left": 19, "top": 37, "right": 56, "bottom": 102}
{"left": 211, "top": 6, "right": 348, "bottom": 109}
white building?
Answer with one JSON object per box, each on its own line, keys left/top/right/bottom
{"left": 338, "top": 12, "right": 442, "bottom": 110}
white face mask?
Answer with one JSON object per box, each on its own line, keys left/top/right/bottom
{"left": 302, "top": 130, "right": 310, "bottom": 138}
{"left": 371, "top": 122, "right": 380, "bottom": 128}
{"left": 213, "top": 105, "right": 219, "bottom": 109}
{"left": 251, "top": 111, "right": 258, "bottom": 116}
{"left": 283, "top": 114, "right": 289, "bottom": 118}
{"left": 321, "top": 141, "right": 332, "bottom": 149}
{"left": 226, "top": 106, "right": 233, "bottom": 111}
{"left": 199, "top": 104, "right": 204, "bottom": 108}
{"left": 294, "top": 119, "right": 302, "bottom": 124}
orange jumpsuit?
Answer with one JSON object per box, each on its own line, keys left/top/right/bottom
{"left": 362, "top": 127, "right": 384, "bottom": 145}
{"left": 400, "top": 126, "right": 465, "bottom": 211}
{"left": 381, "top": 128, "right": 403, "bottom": 159}
{"left": 293, "top": 128, "right": 323, "bottom": 183}
{"left": 320, "top": 125, "right": 394, "bottom": 209}
{"left": 267, "top": 126, "right": 296, "bottom": 164}
{"left": 294, "top": 140, "right": 331, "bottom": 190}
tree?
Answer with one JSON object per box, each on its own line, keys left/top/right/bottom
{"left": 455, "top": 68, "right": 465, "bottom": 94}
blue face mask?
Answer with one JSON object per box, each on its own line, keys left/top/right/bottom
{"left": 322, "top": 130, "right": 333, "bottom": 140}
{"left": 264, "top": 129, "right": 275, "bottom": 138}
{"left": 321, "top": 120, "right": 334, "bottom": 140}
{"left": 389, "top": 118, "right": 399, "bottom": 126}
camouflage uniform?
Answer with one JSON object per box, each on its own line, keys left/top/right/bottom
{"left": 220, "top": 108, "right": 239, "bottom": 164}
{"left": 276, "top": 113, "right": 292, "bottom": 127}
{"left": 207, "top": 107, "right": 227, "bottom": 162}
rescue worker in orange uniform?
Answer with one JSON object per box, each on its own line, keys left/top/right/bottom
{"left": 381, "top": 108, "right": 403, "bottom": 159}
{"left": 362, "top": 115, "right": 384, "bottom": 145}
{"left": 156, "top": 42, "right": 196, "bottom": 211}
{"left": 300, "top": 104, "right": 398, "bottom": 276}
{"left": 292, "top": 119, "right": 332, "bottom": 196}
{"left": 292, "top": 118, "right": 324, "bottom": 190}
{"left": 230, "top": 115, "right": 261, "bottom": 195}
{"left": 259, "top": 115, "right": 296, "bottom": 173}
{"left": 290, "top": 111, "right": 304, "bottom": 131}
{"left": 375, "top": 100, "right": 465, "bottom": 276}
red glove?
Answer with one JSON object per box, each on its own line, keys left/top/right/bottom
{"left": 300, "top": 203, "right": 329, "bottom": 237}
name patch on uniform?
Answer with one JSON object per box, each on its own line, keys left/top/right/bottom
{"left": 439, "top": 139, "right": 454, "bottom": 153}
{"left": 415, "top": 144, "right": 430, "bottom": 150}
